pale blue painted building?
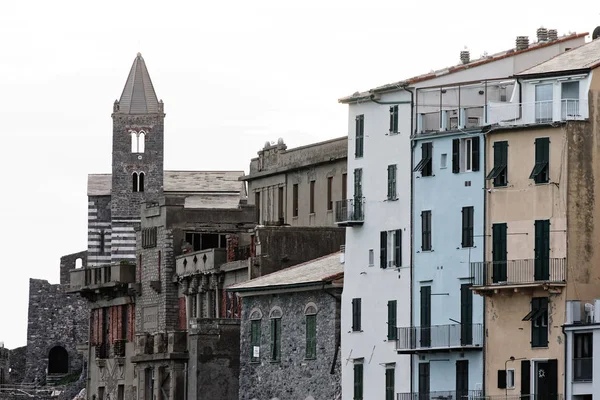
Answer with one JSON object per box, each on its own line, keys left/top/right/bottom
{"left": 401, "top": 128, "right": 485, "bottom": 398}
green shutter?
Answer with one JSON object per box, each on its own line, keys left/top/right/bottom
{"left": 385, "top": 368, "right": 395, "bottom": 400}
{"left": 250, "top": 320, "right": 261, "bottom": 362}
{"left": 270, "top": 319, "right": 281, "bottom": 361}
{"left": 420, "top": 286, "right": 431, "bottom": 347}
{"left": 305, "top": 315, "right": 316, "bottom": 359}
{"left": 452, "top": 139, "right": 460, "bottom": 173}
{"left": 387, "top": 300, "right": 397, "bottom": 340}
{"left": 354, "top": 363, "right": 364, "bottom": 400}
{"left": 352, "top": 298, "right": 362, "bottom": 331}
{"left": 380, "top": 231, "right": 388, "bottom": 269}
{"left": 472, "top": 136, "right": 480, "bottom": 172}
{"left": 394, "top": 229, "right": 402, "bottom": 267}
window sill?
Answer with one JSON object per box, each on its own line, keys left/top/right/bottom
{"left": 250, "top": 360, "right": 260, "bottom": 364}
{"left": 385, "top": 197, "right": 399, "bottom": 202}
{"left": 304, "top": 357, "right": 316, "bottom": 361}
{"left": 387, "top": 132, "right": 399, "bottom": 136}
{"left": 533, "top": 181, "right": 550, "bottom": 185}
{"left": 531, "top": 346, "right": 549, "bottom": 349}
{"left": 327, "top": 209, "right": 333, "bottom": 213}
{"left": 349, "top": 330, "right": 364, "bottom": 333}
{"left": 460, "top": 246, "right": 476, "bottom": 249}
{"left": 292, "top": 216, "right": 298, "bottom": 219}
{"left": 309, "top": 212, "right": 316, "bottom": 216}
{"left": 418, "top": 249, "right": 434, "bottom": 253}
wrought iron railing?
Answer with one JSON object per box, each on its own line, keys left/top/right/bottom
{"left": 398, "top": 390, "right": 483, "bottom": 400}
{"left": 335, "top": 198, "right": 364, "bottom": 224}
{"left": 470, "top": 258, "right": 566, "bottom": 287}
{"left": 396, "top": 323, "right": 483, "bottom": 351}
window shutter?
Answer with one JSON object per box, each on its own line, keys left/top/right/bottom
{"left": 472, "top": 136, "right": 480, "bottom": 171}
{"left": 387, "top": 300, "right": 397, "bottom": 340}
{"left": 452, "top": 139, "right": 460, "bottom": 173}
{"left": 461, "top": 207, "right": 466, "bottom": 247}
{"left": 497, "top": 370, "right": 507, "bottom": 389}
{"left": 547, "top": 359, "right": 558, "bottom": 395}
{"left": 395, "top": 229, "right": 401, "bottom": 267}
{"left": 380, "top": 231, "right": 388, "bottom": 268}
{"left": 521, "top": 360, "right": 530, "bottom": 395}
{"left": 389, "top": 107, "right": 394, "bottom": 132}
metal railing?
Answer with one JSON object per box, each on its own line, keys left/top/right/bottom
{"left": 398, "top": 390, "right": 483, "bottom": 400}
{"left": 335, "top": 198, "right": 364, "bottom": 224}
{"left": 487, "top": 99, "right": 587, "bottom": 126}
{"left": 470, "top": 258, "right": 566, "bottom": 287}
{"left": 574, "top": 357, "right": 593, "bottom": 381}
{"left": 471, "top": 395, "right": 563, "bottom": 400}
{"left": 396, "top": 323, "right": 483, "bottom": 351}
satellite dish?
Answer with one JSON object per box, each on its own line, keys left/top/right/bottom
{"left": 593, "top": 26, "right": 600, "bottom": 40}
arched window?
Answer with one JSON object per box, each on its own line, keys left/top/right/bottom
{"left": 138, "top": 131, "right": 146, "bottom": 153}
{"left": 305, "top": 302, "right": 318, "bottom": 359}
{"left": 269, "top": 307, "right": 282, "bottom": 362}
{"left": 131, "top": 131, "right": 137, "bottom": 153}
{"left": 139, "top": 172, "right": 145, "bottom": 192}
{"left": 75, "top": 258, "right": 83, "bottom": 269}
{"left": 249, "top": 308, "right": 262, "bottom": 363}
{"left": 132, "top": 172, "right": 138, "bottom": 192}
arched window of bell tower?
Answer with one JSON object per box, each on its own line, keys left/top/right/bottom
{"left": 132, "top": 172, "right": 139, "bottom": 192}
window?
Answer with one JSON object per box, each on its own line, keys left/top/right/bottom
{"left": 486, "top": 141, "right": 508, "bottom": 187}
{"left": 389, "top": 105, "right": 399, "bottom": 134}
{"left": 562, "top": 81, "right": 580, "bottom": 119}
{"left": 270, "top": 307, "right": 282, "bottom": 361}
{"left": 380, "top": 230, "right": 401, "bottom": 268}
{"left": 98, "top": 386, "right": 106, "bottom": 400}
{"left": 421, "top": 211, "right": 432, "bottom": 251}
{"left": 121, "top": 304, "right": 128, "bottom": 341}
{"left": 492, "top": 223, "right": 508, "bottom": 283}
{"left": 414, "top": 142, "right": 433, "bottom": 177}
{"left": 132, "top": 172, "right": 138, "bottom": 192}
{"left": 130, "top": 130, "right": 146, "bottom": 153}
{"left": 460, "top": 284, "right": 473, "bottom": 346}
{"left": 353, "top": 168, "right": 363, "bottom": 199}
{"left": 352, "top": 298, "right": 361, "bottom": 332}
{"left": 292, "top": 184, "right": 299, "bottom": 217}
{"left": 255, "top": 192, "right": 261, "bottom": 223}
{"left": 461, "top": 206, "right": 474, "bottom": 248}
{"left": 535, "top": 84, "right": 553, "bottom": 123}
{"left": 440, "top": 154, "right": 447, "bottom": 169}
{"left": 368, "top": 249, "right": 374, "bottom": 267}
{"left": 420, "top": 286, "right": 431, "bottom": 347}
{"left": 327, "top": 177, "right": 333, "bottom": 211}
{"left": 534, "top": 219, "right": 550, "bottom": 280}
{"left": 418, "top": 363, "right": 430, "bottom": 398}
{"left": 142, "top": 227, "right": 157, "bottom": 249}
{"left": 250, "top": 319, "right": 261, "bottom": 362}
{"left": 574, "top": 332, "right": 593, "bottom": 381}
{"left": 342, "top": 173, "right": 347, "bottom": 201}
{"left": 353, "top": 362, "right": 364, "bottom": 400}
{"left": 355, "top": 114, "right": 364, "bottom": 158}
{"left": 387, "top": 300, "right": 397, "bottom": 340}
{"left": 530, "top": 137, "right": 549, "bottom": 184}
{"left": 184, "top": 232, "right": 227, "bottom": 252}
{"left": 385, "top": 367, "right": 395, "bottom": 400}
{"left": 132, "top": 172, "right": 145, "bottom": 192}
{"left": 278, "top": 186, "right": 284, "bottom": 221}
{"left": 139, "top": 172, "right": 145, "bottom": 192}
{"left": 522, "top": 297, "right": 548, "bottom": 348}
{"left": 309, "top": 180, "right": 316, "bottom": 214}
{"left": 387, "top": 164, "right": 397, "bottom": 200}
{"left": 118, "top": 385, "right": 125, "bottom": 400}
{"left": 305, "top": 304, "right": 317, "bottom": 359}
{"left": 453, "top": 137, "right": 480, "bottom": 173}
{"left": 506, "top": 369, "right": 515, "bottom": 389}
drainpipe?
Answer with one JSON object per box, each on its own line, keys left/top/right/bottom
{"left": 517, "top": 79, "right": 523, "bottom": 120}
{"left": 562, "top": 325, "right": 568, "bottom": 400}
{"left": 87, "top": 310, "right": 93, "bottom": 397}
{"left": 410, "top": 137, "right": 418, "bottom": 396}
{"left": 482, "top": 133, "right": 487, "bottom": 397}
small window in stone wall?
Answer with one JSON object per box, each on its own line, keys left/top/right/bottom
{"left": 305, "top": 302, "right": 318, "bottom": 359}
{"left": 142, "top": 227, "right": 157, "bottom": 248}
{"left": 250, "top": 308, "right": 262, "bottom": 363}
{"left": 269, "top": 307, "right": 282, "bottom": 362}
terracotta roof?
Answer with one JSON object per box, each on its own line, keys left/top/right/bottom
{"left": 117, "top": 53, "right": 160, "bottom": 114}
{"left": 228, "top": 252, "right": 343, "bottom": 292}
{"left": 339, "top": 32, "right": 588, "bottom": 103}
{"left": 516, "top": 38, "right": 600, "bottom": 77}
{"left": 87, "top": 171, "right": 246, "bottom": 196}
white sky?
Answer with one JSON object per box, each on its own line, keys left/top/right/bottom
{"left": 0, "top": 0, "right": 597, "bottom": 348}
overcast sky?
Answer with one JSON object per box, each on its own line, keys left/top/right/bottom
{"left": 0, "top": 0, "right": 597, "bottom": 348}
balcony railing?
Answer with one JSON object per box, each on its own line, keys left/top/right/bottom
{"left": 68, "top": 262, "right": 136, "bottom": 293}
{"left": 176, "top": 248, "right": 227, "bottom": 276}
{"left": 471, "top": 396, "right": 563, "bottom": 400}
{"left": 335, "top": 198, "right": 364, "bottom": 226}
{"left": 418, "top": 107, "right": 485, "bottom": 134}
{"left": 574, "top": 357, "right": 593, "bottom": 381}
{"left": 396, "top": 323, "right": 483, "bottom": 353}
{"left": 398, "top": 390, "right": 483, "bottom": 400}
{"left": 470, "top": 258, "right": 566, "bottom": 289}
{"left": 487, "top": 99, "right": 588, "bottom": 126}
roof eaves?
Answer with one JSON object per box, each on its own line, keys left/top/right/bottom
{"left": 515, "top": 68, "right": 591, "bottom": 80}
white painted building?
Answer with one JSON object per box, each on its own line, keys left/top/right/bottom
{"left": 338, "top": 29, "right": 586, "bottom": 400}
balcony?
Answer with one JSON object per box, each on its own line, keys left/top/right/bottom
{"left": 335, "top": 198, "right": 364, "bottom": 227}
{"left": 397, "top": 390, "right": 483, "bottom": 400}
{"left": 396, "top": 323, "right": 483, "bottom": 354}
{"left": 470, "top": 258, "right": 566, "bottom": 294}
{"left": 68, "top": 262, "right": 136, "bottom": 294}
{"left": 574, "top": 357, "right": 593, "bottom": 381}
{"left": 417, "top": 107, "right": 485, "bottom": 134}
{"left": 487, "top": 99, "right": 588, "bottom": 126}
{"left": 176, "top": 248, "right": 227, "bottom": 276}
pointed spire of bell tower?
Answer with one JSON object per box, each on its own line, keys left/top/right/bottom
{"left": 117, "top": 52, "right": 160, "bottom": 114}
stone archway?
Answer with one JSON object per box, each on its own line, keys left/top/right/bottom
{"left": 48, "top": 346, "right": 69, "bottom": 374}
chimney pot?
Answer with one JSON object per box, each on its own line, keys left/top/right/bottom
{"left": 537, "top": 27, "right": 549, "bottom": 42}
{"left": 516, "top": 36, "right": 530, "bottom": 51}
{"left": 460, "top": 50, "right": 470, "bottom": 64}
{"left": 548, "top": 29, "right": 558, "bottom": 41}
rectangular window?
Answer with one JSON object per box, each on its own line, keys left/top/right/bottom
{"left": 353, "top": 363, "right": 364, "bottom": 400}
{"left": 381, "top": 230, "right": 401, "bottom": 268}
{"left": 535, "top": 83, "right": 553, "bottom": 122}
{"left": 506, "top": 369, "right": 515, "bottom": 389}
{"left": 534, "top": 219, "right": 551, "bottom": 281}
{"left": 327, "top": 177, "right": 333, "bottom": 211}
{"left": 492, "top": 223, "right": 508, "bottom": 283}
{"left": 342, "top": 173, "right": 347, "bottom": 200}
{"left": 250, "top": 320, "right": 261, "bottom": 362}
{"left": 420, "top": 286, "right": 431, "bottom": 347}
{"left": 385, "top": 367, "right": 395, "bottom": 400}
{"left": 487, "top": 141, "right": 508, "bottom": 187}
{"left": 118, "top": 385, "right": 125, "bottom": 400}
{"left": 421, "top": 210, "right": 432, "bottom": 251}
{"left": 99, "top": 387, "right": 106, "bottom": 400}
{"left": 309, "top": 180, "right": 316, "bottom": 214}
{"left": 574, "top": 332, "right": 593, "bottom": 381}
{"left": 368, "top": 249, "right": 374, "bottom": 267}
{"left": 387, "top": 164, "right": 397, "bottom": 200}
{"left": 441, "top": 153, "right": 448, "bottom": 169}
{"left": 389, "top": 105, "right": 399, "bottom": 134}
{"left": 530, "top": 137, "right": 550, "bottom": 184}
{"left": 354, "top": 168, "right": 363, "bottom": 198}
{"left": 497, "top": 369, "right": 506, "bottom": 389}
{"left": 460, "top": 284, "right": 473, "bottom": 345}
{"left": 352, "top": 298, "right": 362, "bottom": 332}
{"left": 418, "top": 363, "right": 430, "bottom": 398}
{"left": 524, "top": 297, "right": 548, "bottom": 348}
{"left": 305, "top": 314, "right": 317, "bottom": 359}
{"left": 461, "top": 206, "right": 474, "bottom": 248}
{"left": 270, "top": 318, "right": 281, "bottom": 361}
{"left": 394, "top": 229, "right": 401, "bottom": 267}
{"left": 380, "top": 231, "right": 387, "bottom": 269}
{"left": 562, "top": 81, "right": 580, "bottom": 119}
{"left": 414, "top": 142, "right": 433, "bottom": 177}
{"left": 278, "top": 186, "right": 284, "bottom": 221}
{"left": 255, "top": 192, "right": 261, "bottom": 224}
{"left": 292, "top": 184, "right": 299, "bottom": 217}
{"left": 355, "top": 114, "right": 364, "bottom": 158}
{"left": 387, "top": 300, "right": 397, "bottom": 340}
{"left": 456, "top": 360, "right": 469, "bottom": 398}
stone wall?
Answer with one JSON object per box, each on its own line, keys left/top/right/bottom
{"left": 253, "top": 226, "right": 346, "bottom": 277}
{"left": 238, "top": 289, "right": 342, "bottom": 400}
{"left": 23, "top": 279, "right": 88, "bottom": 384}
{"left": 8, "top": 346, "right": 26, "bottom": 384}
{"left": 59, "top": 250, "right": 88, "bottom": 286}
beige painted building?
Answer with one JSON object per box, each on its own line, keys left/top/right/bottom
{"left": 474, "top": 37, "right": 600, "bottom": 399}
{"left": 241, "top": 137, "right": 347, "bottom": 227}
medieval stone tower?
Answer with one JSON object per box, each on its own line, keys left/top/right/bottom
{"left": 87, "top": 53, "right": 165, "bottom": 266}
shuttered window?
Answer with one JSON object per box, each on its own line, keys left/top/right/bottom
{"left": 270, "top": 318, "right": 281, "bottom": 361}
{"left": 352, "top": 298, "right": 362, "bottom": 332}
{"left": 414, "top": 142, "right": 433, "bottom": 177}
{"left": 380, "top": 231, "right": 388, "bottom": 269}
{"left": 421, "top": 211, "right": 432, "bottom": 251}
{"left": 353, "top": 363, "right": 364, "bottom": 400}
{"left": 355, "top": 115, "right": 364, "bottom": 158}
{"left": 389, "top": 106, "right": 399, "bottom": 134}
{"left": 534, "top": 219, "right": 551, "bottom": 280}
{"left": 487, "top": 141, "right": 508, "bottom": 186}
{"left": 394, "top": 229, "right": 402, "bottom": 267}
{"left": 420, "top": 286, "right": 431, "bottom": 347}
{"left": 527, "top": 297, "right": 549, "bottom": 348}
{"left": 492, "top": 223, "right": 508, "bottom": 283}
{"left": 385, "top": 368, "right": 395, "bottom": 400}
{"left": 461, "top": 206, "right": 474, "bottom": 248}
{"left": 530, "top": 137, "right": 550, "bottom": 183}
{"left": 387, "top": 300, "right": 397, "bottom": 340}
{"left": 387, "top": 164, "right": 397, "bottom": 200}
{"left": 250, "top": 320, "right": 261, "bottom": 362}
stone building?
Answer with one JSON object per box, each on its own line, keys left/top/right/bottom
{"left": 0, "top": 344, "right": 8, "bottom": 386}
{"left": 229, "top": 252, "right": 343, "bottom": 400}
{"left": 241, "top": 137, "right": 347, "bottom": 227}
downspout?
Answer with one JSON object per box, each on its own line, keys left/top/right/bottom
{"left": 403, "top": 87, "right": 415, "bottom": 136}
{"left": 87, "top": 309, "right": 93, "bottom": 397}
{"left": 410, "top": 135, "right": 418, "bottom": 396}
{"left": 482, "top": 133, "right": 487, "bottom": 397}
{"left": 562, "top": 325, "right": 568, "bottom": 400}
{"left": 324, "top": 286, "right": 342, "bottom": 376}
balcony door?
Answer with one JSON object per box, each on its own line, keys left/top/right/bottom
{"left": 492, "top": 223, "right": 507, "bottom": 283}
{"left": 561, "top": 81, "right": 580, "bottom": 119}
{"left": 534, "top": 220, "right": 550, "bottom": 281}
{"left": 535, "top": 84, "right": 553, "bottom": 123}
{"left": 420, "top": 286, "right": 431, "bottom": 348}
{"left": 456, "top": 360, "right": 469, "bottom": 400}
{"left": 418, "top": 363, "right": 430, "bottom": 399}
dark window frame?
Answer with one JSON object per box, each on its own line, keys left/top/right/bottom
{"left": 327, "top": 177, "right": 333, "bottom": 211}
{"left": 389, "top": 105, "right": 399, "bottom": 134}
{"left": 270, "top": 317, "right": 282, "bottom": 362}
{"left": 309, "top": 180, "right": 316, "bottom": 214}
{"left": 461, "top": 206, "right": 474, "bottom": 248}
{"left": 387, "top": 164, "right": 397, "bottom": 200}
{"left": 292, "top": 184, "right": 299, "bottom": 217}
{"left": 387, "top": 300, "right": 397, "bottom": 340}
{"left": 305, "top": 314, "right": 317, "bottom": 359}
{"left": 487, "top": 141, "right": 508, "bottom": 187}
{"left": 385, "top": 367, "right": 395, "bottom": 400}
{"left": 355, "top": 115, "right": 364, "bottom": 158}
{"left": 354, "top": 362, "right": 364, "bottom": 400}
{"left": 421, "top": 210, "right": 432, "bottom": 251}
{"left": 414, "top": 142, "right": 433, "bottom": 177}
{"left": 530, "top": 137, "right": 550, "bottom": 184}
{"left": 250, "top": 319, "right": 261, "bottom": 363}
{"left": 352, "top": 298, "right": 362, "bottom": 332}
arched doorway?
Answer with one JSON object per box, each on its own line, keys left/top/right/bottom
{"left": 48, "top": 346, "right": 68, "bottom": 374}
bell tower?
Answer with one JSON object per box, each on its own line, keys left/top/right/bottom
{"left": 110, "top": 53, "right": 165, "bottom": 262}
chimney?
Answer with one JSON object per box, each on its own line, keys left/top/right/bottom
{"left": 516, "top": 36, "right": 530, "bottom": 51}
{"left": 548, "top": 29, "right": 558, "bottom": 41}
{"left": 537, "top": 27, "right": 549, "bottom": 42}
{"left": 460, "top": 50, "right": 470, "bottom": 64}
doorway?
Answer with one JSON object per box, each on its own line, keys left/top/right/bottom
{"left": 534, "top": 359, "right": 557, "bottom": 399}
